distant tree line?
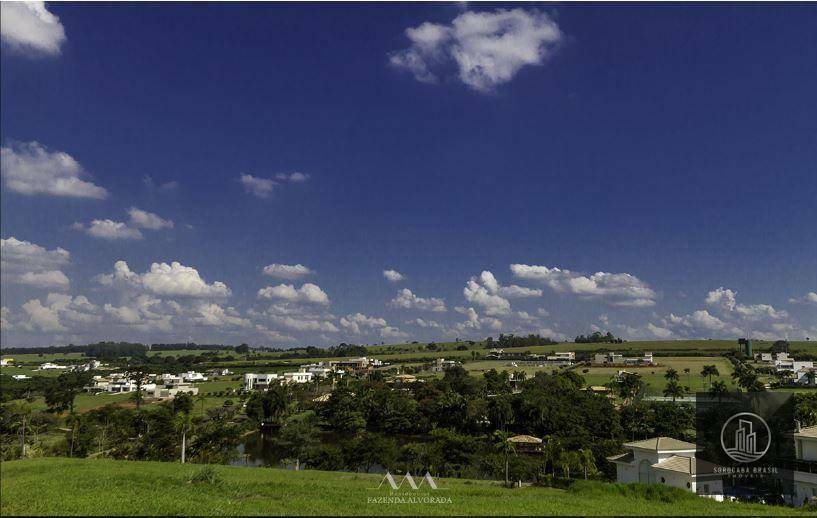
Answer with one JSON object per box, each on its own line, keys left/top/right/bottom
{"left": 575, "top": 332, "right": 623, "bottom": 344}
{"left": 485, "top": 334, "right": 558, "bottom": 349}
{"left": 0, "top": 342, "right": 148, "bottom": 359}
{"left": 150, "top": 343, "right": 235, "bottom": 352}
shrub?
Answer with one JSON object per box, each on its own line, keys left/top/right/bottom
{"left": 189, "top": 465, "right": 222, "bottom": 485}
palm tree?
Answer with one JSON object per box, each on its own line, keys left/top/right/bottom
{"left": 737, "top": 370, "right": 765, "bottom": 392}
{"left": 700, "top": 365, "right": 720, "bottom": 389}
{"left": 663, "top": 380, "right": 685, "bottom": 402}
{"left": 664, "top": 368, "right": 679, "bottom": 382}
{"left": 196, "top": 393, "right": 208, "bottom": 416}
{"left": 492, "top": 430, "right": 516, "bottom": 487}
{"left": 708, "top": 380, "right": 729, "bottom": 402}
{"left": 9, "top": 401, "right": 33, "bottom": 459}
{"left": 578, "top": 448, "right": 597, "bottom": 480}
{"left": 66, "top": 410, "right": 81, "bottom": 458}
{"left": 566, "top": 451, "right": 581, "bottom": 479}
{"left": 174, "top": 411, "right": 192, "bottom": 464}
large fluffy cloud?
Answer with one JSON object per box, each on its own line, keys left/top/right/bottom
{"left": 390, "top": 8, "right": 562, "bottom": 92}
{"left": 1, "top": 237, "right": 71, "bottom": 290}
{"left": 462, "top": 271, "right": 541, "bottom": 317}
{"left": 21, "top": 293, "right": 101, "bottom": 333}
{"left": 389, "top": 288, "right": 447, "bottom": 313}
{"left": 510, "top": 264, "right": 657, "bottom": 307}
{"left": 0, "top": 1, "right": 66, "bottom": 56}
{"left": 96, "top": 260, "right": 232, "bottom": 298}
{"left": 705, "top": 287, "right": 788, "bottom": 322}
{"left": 262, "top": 263, "right": 314, "bottom": 280}
{"left": 339, "top": 312, "right": 405, "bottom": 338}
{"left": 1, "top": 141, "right": 107, "bottom": 199}
{"left": 257, "top": 283, "right": 330, "bottom": 305}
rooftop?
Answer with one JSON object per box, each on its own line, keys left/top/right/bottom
{"left": 623, "top": 437, "right": 698, "bottom": 452}
{"left": 795, "top": 425, "right": 817, "bottom": 439}
{"left": 652, "top": 455, "right": 719, "bottom": 475}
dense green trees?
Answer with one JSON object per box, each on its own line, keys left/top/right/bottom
{"left": 575, "top": 331, "right": 622, "bottom": 344}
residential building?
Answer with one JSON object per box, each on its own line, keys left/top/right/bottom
{"left": 244, "top": 373, "right": 279, "bottom": 391}
{"left": 793, "top": 424, "right": 817, "bottom": 506}
{"left": 38, "top": 362, "right": 67, "bottom": 370}
{"left": 593, "top": 352, "right": 654, "bottom": 366}
{"left": 180, "top": 371, "right": 208, "bottom": 382}
{"left": 329, "top": 357, "right": 382, "bottom": 371}
{"left": 545, "top": 351, "right": 575, "bottom": 365}
{"left": 72, "top": 360, "right": 104, "bottom": 372}
{"left": 147, "top": 381, "right": 197, "bottom": 398}
{"left": 0, "top": 358, "right": 14, "bottom": 367}
{"left": 608, "top": 437, "right": 723, "bottom": 501}
{"left": 431, "top": 358, "right": 458, "bottom": 372}
{"left": 11, "top": 375, "right": 30, "bottom": 380}
{"left": 282, "top": 369, "right": 314, "bottom": 384}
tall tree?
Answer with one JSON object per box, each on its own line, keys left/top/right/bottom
{"left": 492, "top": 430, "right": 516, "bottom": 487}
{"left": 708, "top": 380, "right": 729, "bottom": 402}
{"left": 663, "top": 381, "right": 685, "bottom": 402}
{"left": 174, "top": 411, "right": 192, "bottom": 464}
{"left": 700, "top": 365, "right": 720, "bottom": 388}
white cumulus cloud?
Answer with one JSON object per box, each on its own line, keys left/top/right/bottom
{"left": 790, "top": 292, "right": 817, "bottom": 306}
{"left": 74, "top": 220, "right": 143, "bottom": 240}
{"left": 0, "top": 1, "right": 66, "bottom": 56}
{"left": 127, "top": 207, "right": 174, "bottom": 230}
{"left": 510, "top": 264, "right": 657, "bottom": 307}
{"left": 383, "top": 269, "right": 406, "bottom": 282}
{"left": 240, "top": 174, "right": 276, "bottom": 198}
{"left": 390, "top": 8, "right": 562, "bottom": 93}
{"left": 95, "top": 260, "right": 231, "bottom": 298}
{"left": 262, "top": 263, "right": 314, "bottom": 280}
{"left": 1, "top": 141, "right": 107, "bottom": 199}
{"left": 257, "top": 283, "right": 330, "bottom": 305}
{"left": 1, "top": 237, "right": 71, "bottom": 290}
{"left": 389, "top": 288, "right": 447, "bottom": 313}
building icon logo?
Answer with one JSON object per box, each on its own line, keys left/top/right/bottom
{"left": 720, "top": 412, "right": 771, "bottom": 463}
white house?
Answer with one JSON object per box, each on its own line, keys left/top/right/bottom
{"left": 431, "top": 358, "right": 458, "bottom": 372}
{"left": 180, "top": 371, "right": 208, "bottom": 382}
{"left": 146, "top": 382, "right": 196, "bottom": 398}
{"left": 73, "top": 360, "right": 104, "bottom": 372}
{"left": 11, "top": 374, "right": 30, "bottom": 380}
{"left": 594, "top": 352, "right": 654, "bottom": 366}
{"left": 793, "top": 424, "right": 817, "bottom": 506}
{"left": 306, "top": 366, "right": 333, "bottom": 378}
{"left": 608, "top": 437, "right": 723, "bottom": 501}
{"left": 38, "top": 362, "right": 67, "bottom": 370}
{"left": 283, "top": 369, "right": 314, "bottom": 384}
{"left": 545, "top": 351, "right": 576, "bottom": 365}
{"left": 244, "top": 373, "right": 279, "bottom": 391}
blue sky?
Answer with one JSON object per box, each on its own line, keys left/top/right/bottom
{"left": 1, "top": 2, "right": 815, "bottom": 347}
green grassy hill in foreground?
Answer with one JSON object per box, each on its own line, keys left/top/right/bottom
{"left": 0, "top": 458, "right": 807, "bottom": 516}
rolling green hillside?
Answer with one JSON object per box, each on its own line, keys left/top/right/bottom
{"left": 0, "top": 458, "right": 806, "bottom": 516}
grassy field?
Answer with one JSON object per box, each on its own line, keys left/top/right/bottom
{"left": 0, "top": 458, "right": 806, "bottom": 516}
